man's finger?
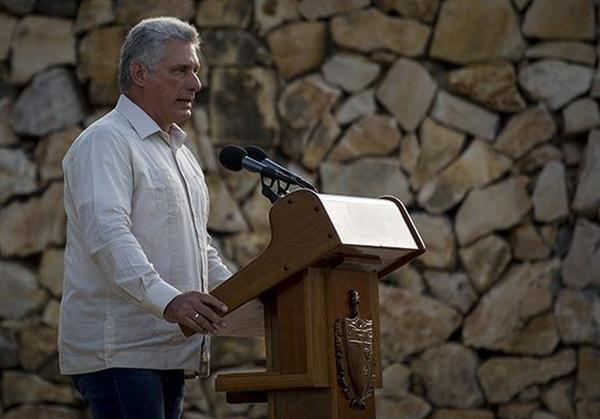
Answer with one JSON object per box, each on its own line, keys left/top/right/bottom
{"left": 190, "top": 312, "right": 217, "bottom": 333}
{"left": 196, "top": 293, "right": 229, "bottom": 314}
{"left": 192, "top": 304, "right": 227, "bottom": 328}
{"left": 179, "top": 315, "right": 207, "bottom": 334}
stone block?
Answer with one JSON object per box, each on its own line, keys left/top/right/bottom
{"left": 430, "top": 0, "right": 525, "bottom": 64}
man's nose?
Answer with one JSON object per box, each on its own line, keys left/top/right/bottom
{"left": 187, "top": 72, "right": 202, "bottom": 92}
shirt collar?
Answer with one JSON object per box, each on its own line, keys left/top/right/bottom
{"left": 168, "top": 123, "right": 187, "bottom": 149}
{"left": 115, "top": 94, "right": 187, "bottom": 148}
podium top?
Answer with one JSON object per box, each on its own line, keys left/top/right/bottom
{"left": 212, "top": 190, "right": 425, "bottom": 312}
{"left": 319, "top": 194, "right": 420, "bottom": 249}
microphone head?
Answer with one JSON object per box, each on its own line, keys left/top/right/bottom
{"left": 245, "top": 145, "right": 268, "bottom": 162}
{"left": 219, "top": 145, "right": 247, "bottom": 171}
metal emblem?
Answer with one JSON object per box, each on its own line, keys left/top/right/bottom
{"left": 334, "top": 289, "right": 375, "bottom": 410}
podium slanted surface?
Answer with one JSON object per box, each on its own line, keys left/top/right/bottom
{"left": 209, "top": 190, "right": 425, "bottom": 419}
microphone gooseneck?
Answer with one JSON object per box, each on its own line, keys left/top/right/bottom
{"left": 244, "top": 145, "right": 317, "bottom": 192}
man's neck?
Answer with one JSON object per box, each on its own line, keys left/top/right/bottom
{"left": 124, "top": 90, "right": 169, "bottom": 132}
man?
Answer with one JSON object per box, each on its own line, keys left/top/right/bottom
{"left": 59, "top": 17, "right": 232, "bottom": 418}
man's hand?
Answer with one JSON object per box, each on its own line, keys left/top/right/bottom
{"left": 163, "top": 291, "right": 228, "bottom": 334}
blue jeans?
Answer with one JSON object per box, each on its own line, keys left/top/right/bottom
{"left": 71, "top": 368, "right": 185, "bottom": 419}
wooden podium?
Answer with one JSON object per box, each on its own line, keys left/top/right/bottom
{"left": 210, "top": 190, "right": 425, "bottom": 419}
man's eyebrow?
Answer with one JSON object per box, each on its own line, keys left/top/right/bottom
{"left": 170, "top": 63, "right": 201, "bottom": 70}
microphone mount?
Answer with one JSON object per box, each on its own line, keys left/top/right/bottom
{"left": 259, "top": 175, "right": 287, "bottom": 204}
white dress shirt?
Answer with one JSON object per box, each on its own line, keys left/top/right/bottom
{"left": 59, "top": 95, "right": 231, "bottom": 375}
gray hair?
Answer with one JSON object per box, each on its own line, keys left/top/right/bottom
{"left": 118, "top": 17, "right": 201, "bottom": 93}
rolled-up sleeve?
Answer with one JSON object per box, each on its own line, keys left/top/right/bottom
{"left": 63, "top": 131, "right": 180, "bottom": 318}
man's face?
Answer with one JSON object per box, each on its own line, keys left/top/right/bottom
{"left": 144, "top": 40, "right": 202, "bottom": 129}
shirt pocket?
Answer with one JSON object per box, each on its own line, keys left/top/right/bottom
{"left": 150, "top": 168, "right": 184, "bottom": 217}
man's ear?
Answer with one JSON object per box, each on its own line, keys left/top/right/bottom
{"left": 130, "top": 62, "right": 149, "bottom": 87}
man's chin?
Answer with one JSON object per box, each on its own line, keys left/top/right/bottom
{"left": 175, "top": 109, "right": 192, "bottom": 124}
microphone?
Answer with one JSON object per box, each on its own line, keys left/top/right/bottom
{"left": 219, "top": 145, "right": 290, "bottom": 182}
{"left": 245, "top": 146, "right": 317, "bottom": 191}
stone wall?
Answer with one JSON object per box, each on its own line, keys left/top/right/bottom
{"left": 0, "top": 0, "right": 599, "bottom": 418}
